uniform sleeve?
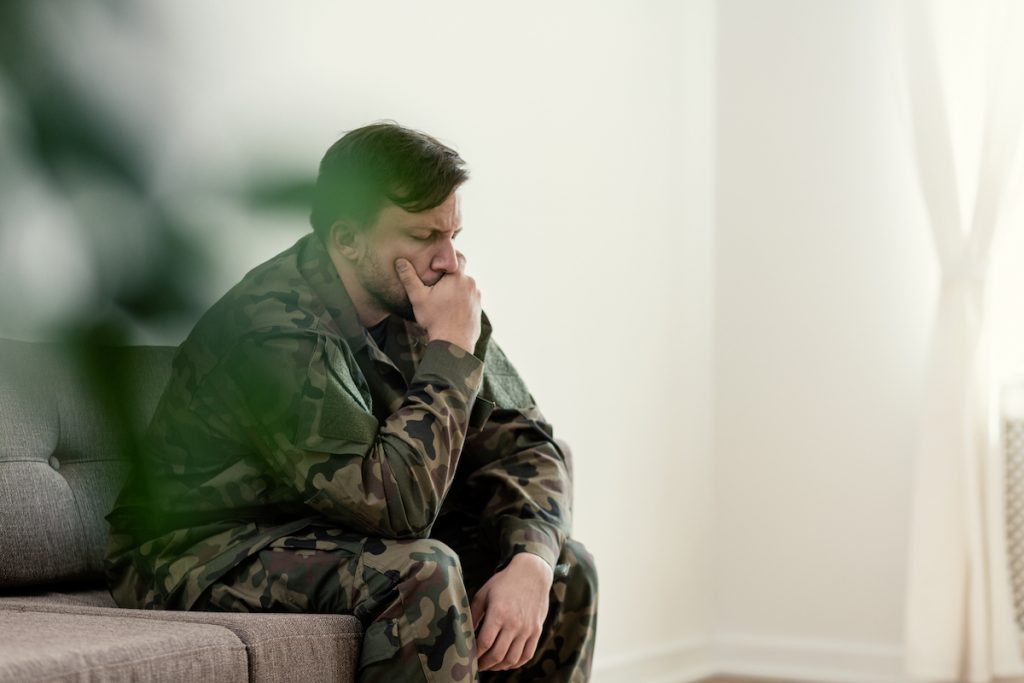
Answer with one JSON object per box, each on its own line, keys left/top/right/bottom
{"left": 462, "top": 341, "right": 571, "bottom": 573}
{"left": 215, "top": 329, "right": 483, "bottom": 539}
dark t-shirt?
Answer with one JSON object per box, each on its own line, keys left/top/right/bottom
{"left": 367, "top": 317, "right": 389, "bottom": 353}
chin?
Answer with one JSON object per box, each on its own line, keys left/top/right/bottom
{"left": 380, "top": 294, "right": 416, "bottom": 322}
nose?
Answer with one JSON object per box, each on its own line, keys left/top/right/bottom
{"left": 430, "top": 237, "right": 459, "bottom": 274}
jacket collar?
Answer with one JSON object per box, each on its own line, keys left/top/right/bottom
{"left": 296, "top": 232, "right": 368, "bottom": 352}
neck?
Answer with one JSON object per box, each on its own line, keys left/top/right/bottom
{"left": 326, "top": 248, "right": 389, "bottom": 328}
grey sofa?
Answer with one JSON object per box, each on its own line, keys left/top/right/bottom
{"left": 0, "top": 338, "right": 363, "bottom": 682}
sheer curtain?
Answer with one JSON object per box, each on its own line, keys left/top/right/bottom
{"left": 901, "top": 0, "right": 1024, "bottom": 680}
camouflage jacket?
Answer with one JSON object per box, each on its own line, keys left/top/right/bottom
{"left": 104, "top": 232, "right": 571, "bottom": 610}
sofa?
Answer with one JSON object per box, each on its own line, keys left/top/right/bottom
{"left": 0, "top": 336, "right": 577, "bottom": 682}
{"left": 0, "top": 337, "right": 363, "bottom": 682}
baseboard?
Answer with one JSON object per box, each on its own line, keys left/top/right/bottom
{"left": 592, "top": 636, "right": 716, "bottom": 683}
{"left": 712, "top": 632, "right": 905, "bottom": 683}
{"left": 592, "top": 633, "right": 905, "bottom": 683}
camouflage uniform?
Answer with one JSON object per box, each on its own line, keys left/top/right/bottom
{"left": 104, "top": 231, "right": 598, "bottom": 681}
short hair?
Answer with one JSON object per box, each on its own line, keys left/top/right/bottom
{"left": 309, "top": 121, "right": 469, "bottom": 242}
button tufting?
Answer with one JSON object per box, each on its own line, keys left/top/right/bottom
{"left": 48, "top": 455, "right": 60, "bottom": 471}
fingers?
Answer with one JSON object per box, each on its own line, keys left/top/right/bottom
{"left": 394, "top": 258, "right": 426, "bottom": 296}
{"left": 479, "top": 626, "right": 515, "bottom": 671}
{"left": 456, "top": 250, "right": 467, "bottom": 272}
{"left": 492, "top": 634, "right": 528, "bottom": 672}
{"left": 469, "top": 580, "right": 542, "bottom": 672}
{"left": 470, "top": 585, "right": 487, "bottom": 630}
{"left": 517, "top": 630, "right": 541, "bottom": 668}
{"left": 475, "top": 614, "right": 500, "bottom": 666}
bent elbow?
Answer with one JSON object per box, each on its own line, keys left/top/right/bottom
{"left": 387, "top": 489, "right": 442, "bottom": 539}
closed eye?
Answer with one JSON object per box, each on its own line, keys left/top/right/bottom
{"left": 409, "top": 229, "right": 461, "bottom": 242}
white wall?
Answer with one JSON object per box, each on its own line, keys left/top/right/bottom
{"left": 16, "top": 2, "right": 1021, "bottom": 681}
{"left": 158, "top": 3, "right": 719, "bottom": 678}
{"left": 713, "top": 0, "right": 933, "bottom": 678}
{"left": 0, "top": 2, "right": 717, "bottom": 679}
{"left": 138, "top": 2, "right": 1023, "bottom": 680}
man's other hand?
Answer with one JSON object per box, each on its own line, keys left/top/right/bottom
{"left": 394, "top": 256, "right": 481, "bottom": 353}
{"left": 471, "top": 552, "right": 554, "bottom": 672}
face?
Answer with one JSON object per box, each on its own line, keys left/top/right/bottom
{"left": 340, "top": 191, "right": 463, "bottom": 322}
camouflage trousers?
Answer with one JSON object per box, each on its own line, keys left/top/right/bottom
{"left": 190, "top": 514, "right": 598, "bottom": 682}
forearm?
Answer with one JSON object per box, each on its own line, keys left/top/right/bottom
{"left": 465, "top": 407, "right": 572, "bottom": 572}
{"left": 298, "top": 340, "right": 484, "bottom": 536}
{"left": 228, "top": 333, "right": 484, "bottom": 538}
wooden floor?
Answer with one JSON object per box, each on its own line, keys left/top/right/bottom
{"left": 698, "top": 677, "right": 825, "bottom": 683}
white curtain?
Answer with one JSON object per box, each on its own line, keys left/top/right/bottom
{"left": 902, "top": 0, "right": 1024, "bottom": 681}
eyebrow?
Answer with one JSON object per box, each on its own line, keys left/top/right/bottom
{"left": 406, "top": 226, "right": 463, "bottom": 236}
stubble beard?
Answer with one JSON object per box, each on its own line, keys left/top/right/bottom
{"left": 356, "top": 247, "right": 417, "bottom": 322}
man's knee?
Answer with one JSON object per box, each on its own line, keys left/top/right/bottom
{"left": 406, "top": 537, "right": 462, "bottom": 568}
{"left": 355, "top": 540, "right": 472, "bottom": 681}
{"left": 362, "top": 536, "right": 465, "bottom": 583}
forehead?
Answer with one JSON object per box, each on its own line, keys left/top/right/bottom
{"left": 374, "top": 192, "right": 461, "bottom": 233}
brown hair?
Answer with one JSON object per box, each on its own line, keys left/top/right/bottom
{"left": 309, "top": 121, "right": 469, "bottom": 242}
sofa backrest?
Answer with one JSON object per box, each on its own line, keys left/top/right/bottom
{"left": 0, "top": 338, "right": 175, "bottom": 588}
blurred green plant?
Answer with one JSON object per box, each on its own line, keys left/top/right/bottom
{"left": 1, "top": 1, "right": 204, "bottom": 343}
{"left": 0, "top": 1, "right": 315, "bottom": 346}
{"left": 0, "top": 0, "right": 315, "bottom": 511}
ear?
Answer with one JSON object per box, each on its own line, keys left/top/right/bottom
{"left": 328, "top": 220, "right": 365, "bottom": 262}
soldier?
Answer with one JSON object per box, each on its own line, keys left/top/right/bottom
{"left": 105, "top": 122, "right": 598, "bottom": 681}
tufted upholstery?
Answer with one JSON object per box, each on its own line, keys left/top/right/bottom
{"left": 0, "top": 338, "right": 175, "bottom": 587}
{"left": 0, "top": 337, "right": 365, "bottom": 682}
{"left": 0, "top": 336, "right": 571, "bottom": 682}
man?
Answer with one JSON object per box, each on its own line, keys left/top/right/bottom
{"left": 105, "top": 122, "right": 598, "bottom": 682}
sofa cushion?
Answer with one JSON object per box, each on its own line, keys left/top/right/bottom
{"left": 0, "top": 588, "right": 119, "bottom": 608}
{"left": 0, "top": 339, "right": 175, "bottom": 587}
{"left": 0, "top": 609, "right": 247, "bottom": 682}
{"left": 0, "top": 593, "right": 362, "bottom": 683}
